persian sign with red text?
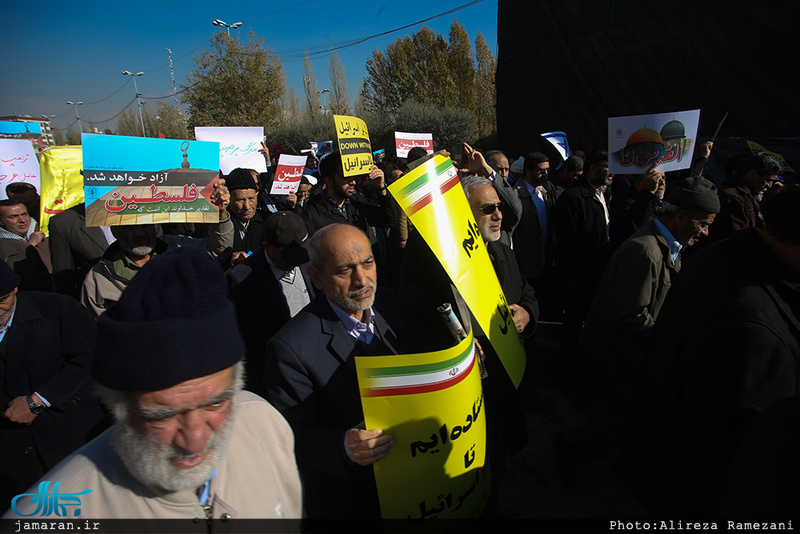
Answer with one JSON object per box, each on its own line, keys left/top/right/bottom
{"left": 608, "top": 109, "right": 700, "bottom": 174}
{"left": 395, "top": 132, "right": 434, "bottom": 158}
{"left": 81, "top": 134, "right": 221, "bottom": 227}
{"left": 270, "top": 154, "right": 307, "bottom": 195}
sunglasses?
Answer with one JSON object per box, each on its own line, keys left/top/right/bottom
{"left": 472, "top": 203, "right": 502, "bottom": 215}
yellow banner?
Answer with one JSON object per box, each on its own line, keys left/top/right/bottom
{"left": 333, "top": 114, "right": 373, "bottom": 177}
{"left": 38, "top": 146, "right": 84, "bottom": 236}
{"left": 388, "top": 154, "right": 526, "bottom": 387}
{"left": 356, "top": 331, "right": 489, "bottom": 520}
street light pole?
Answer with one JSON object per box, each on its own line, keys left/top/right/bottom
{"left": 66, "top": 101, "right": 83, "bottom": 132}
{"left": 212, "top": 19, "right": 242, "bottom": 36}
{"left": 122, "top": 70, "right": 146, "bottom": 137}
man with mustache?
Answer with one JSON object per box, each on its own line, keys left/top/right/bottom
{"left": 4, "top": 247, "right": 302, "bottom": 520}
{"left": 263, "top": 223, "right": 407, "bottom": 519}
{"left": 80, "top": 179, "right": 232, "bottom": 317}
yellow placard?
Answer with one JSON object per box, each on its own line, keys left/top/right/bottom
{"left": 38, "top": 146, "right": 84, "bottom": 235}
{"left": 388, "top": 154, "right": 526, "bottom": 387}
{"left": 333, "top": 114, "right": 373, "bottom": 177}
{"left": 356, "top": 331, "right": 489, "bottom": 520}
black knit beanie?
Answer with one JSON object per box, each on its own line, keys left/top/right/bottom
{"left": 94, "top": 245, "right": 244, "bottom": 391}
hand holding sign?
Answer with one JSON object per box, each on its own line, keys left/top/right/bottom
{"left": 346, "top": 422, "right": 393, "bottom": 466}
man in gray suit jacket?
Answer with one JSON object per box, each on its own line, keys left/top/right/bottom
{"left": 263, "top": 223, "right": 406, "bottom": 520}
{"left": 48, "top": 204, "right": 110, "bottom": 298}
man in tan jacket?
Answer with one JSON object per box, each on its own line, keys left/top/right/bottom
{"left": 5, "top": 247, "right": 302, "bottom": 521}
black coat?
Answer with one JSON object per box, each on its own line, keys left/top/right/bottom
{"left": 263, "top": 292, "right": 406, "bottom": 519}
{"left": 226, "top": 250, "right": 314, "bottom": 397}
{"left": 47, "top": 205, "right": 108, "bottom": 298}
{"left": 0, "top": 291, "right": 110, "bottom": 504}
{"left": 301, "top": 191, "right": 396, "bottom": 236}
{"left": 621, "top": 228, "right": 800, "bottom": 516}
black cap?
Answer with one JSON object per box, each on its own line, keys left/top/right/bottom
{"left": 94, "top": 246, "right": 244, "bottom": 391}
{"left": 263, "top": 211, "right": 310, "bottom": 266}
{"left": 665, "top": 176, "right": 721, "bottom": 213}
{"left": 0, "top": 261, "right": 20, "bottom": 296}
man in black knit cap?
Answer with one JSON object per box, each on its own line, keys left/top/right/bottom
{"left": 5, "top": 246, "right": 302, "bottom": 520}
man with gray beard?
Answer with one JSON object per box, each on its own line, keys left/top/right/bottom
{"left": 4, "top": 246, "right": 302, "bottom": 521}
{"left": 263, "top": 223, "right": 407, "bottom": 520}
{"left": 80, "top": 179, "right": 233, "bottom": 317}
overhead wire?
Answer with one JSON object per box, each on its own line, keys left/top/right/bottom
{"left": 51, "top": 0, "right": 488, "bottom": 124}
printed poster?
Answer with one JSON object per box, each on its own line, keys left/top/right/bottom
{"left": 194, "top": 126, "right": 266, "bottom": 175}
{"left": 0, "top": 121, "right": 44, "bottom": 151}
{"left": 356, "top": 330, "right": 489, "bottom": 520}
{"left": 395, "top": 132, "right": 434, "bottom": 158}
{"left": 333, "top": 115, "right": 373, "bottom": 177}
{"left": 388, "top": 154, "right": 527, "bottom": 388}
{"left": 0, "top": 139, "right": 41, "bottom": 200}
{"left": 81, "top": 133, "right": 221, "bottom": 227}
{"left": 608, "top": 109, "right": 700, "bottom": 174}
{"left": 270, "top": 154, "right": 307, "bottom": 195}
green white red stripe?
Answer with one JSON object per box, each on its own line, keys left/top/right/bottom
{"left": 394, "top": 158, "right": 460, "bottom": 216}
{"left": 360, "top": 340, "right": 476, "bottom": 397}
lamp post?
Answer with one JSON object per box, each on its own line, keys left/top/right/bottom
{"left": 212, "top": 19, "right": 242, "bottom": 36}
{"left": 122, "top": 70, "right": 146, "bottom": 137}
{"left": 317, "top": 89, "right": 330, "bottom": 111}
{"left": 66, "top": 101, "right": 83, "bottom": 132}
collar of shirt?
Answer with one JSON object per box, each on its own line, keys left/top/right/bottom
{"left": 524, "top": 179, "right": 547, "bottom": 201}
{"left": 264, "top": 250, "right": 296, "bottom": 283}
{"left": 322, "top": 192, "right": 349, "bottom": 215}
{"left": 196, "top": 469, "right": 218, "bottom": 505}
{"left": 326, "top": 297, "right": 375, "bottom": 343}
{"left": 0, "top": 305, "right": 16, "bottom": 343}
{"left": 654, "top": 218, "right": 682, "bottom": 262}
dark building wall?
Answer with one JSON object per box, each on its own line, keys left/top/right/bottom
{"left": 496, "top": 0, "right": 798, "bottom": 159}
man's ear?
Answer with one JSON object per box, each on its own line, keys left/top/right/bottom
{"left": 307, "top": 264, "right": 324, "bottom": 291}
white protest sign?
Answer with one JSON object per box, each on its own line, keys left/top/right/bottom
{"left": 608, "top": 109, "right": 700, "bottom": 174}
{"left": 394, "top": 132, "right": 434, "bottom": 158}
{"left": 270, "top": 154, "right": 307, "bottom": 195}
{"left": 0, "top": 139, "right": 41, "bottom": 199}
{"left": 194, "top": 126, "right": 266, "bottom": 175}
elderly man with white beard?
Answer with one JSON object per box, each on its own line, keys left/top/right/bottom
{"left": 4, "top": 246, "right": 302, "bottom": 521}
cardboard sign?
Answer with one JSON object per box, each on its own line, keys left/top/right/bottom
{"left": 270, "top": 154, "right": 307, "bottom": 195}
{"left": 334, "top": 115, "right": 373, "bottom": 177}
{"left": 194, "top": 126, "right": 266, "bottom": 175}
{"left": 388, "top": 155, "right": 527, "bottom": 388}
{"left": 356, "top": 330, "right": 489, "bottom": 520}
{"left": 82, "top": 134, "right": 221, "bottom": 227}
{"left": 608, "top": 109, "right": 700, "bottom": 174}
{"left": 0, "top": 139, "right": 41, "bottom": 200}
{"left": 394, "top": 132, "right": 434, "bottom": 158}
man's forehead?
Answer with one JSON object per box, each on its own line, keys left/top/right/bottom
{"left": 471, "top": 184, "right": 500, "bottom": 206}
{"left": 232, "top": 188, "right": 257, "bottom": 197}
{"left": 133, "top": 367, "right": 236, "bottom": 408}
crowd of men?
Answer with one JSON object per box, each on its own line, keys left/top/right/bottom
{"left": 1, "top": 139, "right": 797, "bottom": 523}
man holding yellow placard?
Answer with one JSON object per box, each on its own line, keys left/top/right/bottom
{"left": 263, "top": 223, "right": 407, "bottom": 520}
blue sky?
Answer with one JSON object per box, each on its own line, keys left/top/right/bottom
{"left": 0, "top": 0, "right": 498, "bottom": 133}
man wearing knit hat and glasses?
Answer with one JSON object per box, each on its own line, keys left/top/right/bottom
{"left": 4, "top": 247, "right": 302, "bottom": 520}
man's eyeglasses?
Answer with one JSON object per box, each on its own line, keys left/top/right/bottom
{"left": 472, "top": 203, "right": 502, "bottom": 215}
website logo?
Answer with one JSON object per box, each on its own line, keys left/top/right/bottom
{"left": 10, "top": 481, "right": 92, "bottom": 517}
